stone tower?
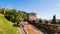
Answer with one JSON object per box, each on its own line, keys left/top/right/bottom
{"left": 28, "top": 12, "right": 37, "bottom": 21}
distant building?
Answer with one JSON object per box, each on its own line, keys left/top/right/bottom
{"left": 24, "top": 12, "right": 37, "bottom": 23}
{"left": 28, "top": 12, "right": 37, "bottom": 21}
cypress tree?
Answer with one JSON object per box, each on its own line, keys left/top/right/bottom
{"left": 52, "top": 15, "right": 56, "bottom": 24}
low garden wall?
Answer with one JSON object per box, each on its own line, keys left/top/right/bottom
{"left": 35, "top": 23, "right": 60, "bottom": 33}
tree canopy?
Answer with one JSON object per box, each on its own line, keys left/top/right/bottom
{"left": 52, "top": 15, "right": 56, "bottom": 24}
{"left": 0, "top": 7, "right": 27, "bottom": 23}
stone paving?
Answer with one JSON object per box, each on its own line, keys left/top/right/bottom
{"left": 20, "top": 27, "right": 25, "bottom": 34}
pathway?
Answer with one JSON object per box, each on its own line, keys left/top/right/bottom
{"left": 24, "top": 22, "right": 43, "bottom": 34}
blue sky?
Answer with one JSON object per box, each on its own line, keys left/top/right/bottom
{"left": 0, "top": 0, "right": 60, "bottom": 19}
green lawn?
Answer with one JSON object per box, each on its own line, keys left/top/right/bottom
{"left": 0, "top": 14, "right": 20, "bottom": 34}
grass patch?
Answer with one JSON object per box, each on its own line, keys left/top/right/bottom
{"left": 0, "top": 14, "right": 19, "bottom": 34}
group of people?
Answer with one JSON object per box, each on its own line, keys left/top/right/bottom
{"left": 17, "top": 20, "right": 24, "bottom": 28}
